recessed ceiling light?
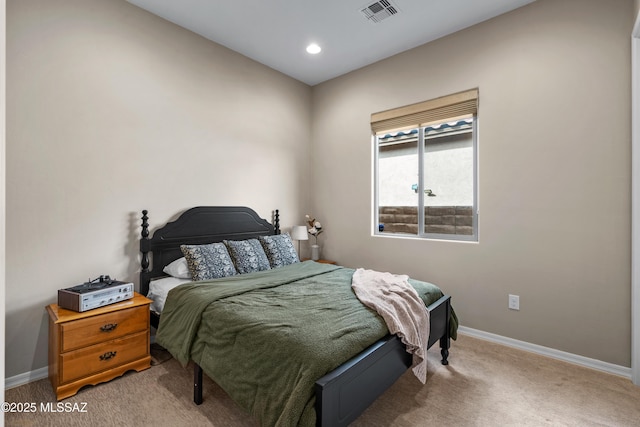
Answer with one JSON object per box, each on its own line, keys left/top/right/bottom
{"left": 306, "top": 43, "right": 321, "bottom": 54}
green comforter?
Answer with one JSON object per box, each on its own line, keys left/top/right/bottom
{"left": 156, "top": 261, "right": 457, "bottom": 427}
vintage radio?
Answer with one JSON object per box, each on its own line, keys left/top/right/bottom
{"left": 57, "top": 275, "right": 134, "bottom": 312}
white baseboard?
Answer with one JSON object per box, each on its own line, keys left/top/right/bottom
{"left": 5, "top": 366, "right": 48, "bottom": 390}
{"left": 459, "top": 326, "right": 632, "bottom": 379}
{"left": 5, "top": 327, "right": 632, "bottom": 390}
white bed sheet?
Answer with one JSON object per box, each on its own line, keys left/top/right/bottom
{"left": 147, "top": 276, "right": 191, "bottom": 314}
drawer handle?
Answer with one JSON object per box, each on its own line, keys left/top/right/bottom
{"left": 100, "top": 323, "right": 118, "bottom": 332}
{"left": 99, "top": 351, "right": 117, "bottom": 361}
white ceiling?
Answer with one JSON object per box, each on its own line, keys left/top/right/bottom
{"left": 126, "top": 0, "right": 536, "bottom": 86}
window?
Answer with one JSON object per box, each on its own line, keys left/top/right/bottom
{"left": 373, "top": 89, "right": 478, "bottom": 241}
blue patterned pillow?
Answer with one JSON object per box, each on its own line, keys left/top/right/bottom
{"left": 224, "top": 239, "right": 271, "bottom": 274}
{"left": 180, "top": 243, "right": 237, "bottom": 281}
{"left": 258, "top": 233, "right": 300, "bottom": 268}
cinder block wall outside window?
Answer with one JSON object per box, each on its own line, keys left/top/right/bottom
{"left": 379, "top": 206, "right": 473, "bottom": 235}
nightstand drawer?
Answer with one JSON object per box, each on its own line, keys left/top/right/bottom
{"left": 60, "top": 305, "right": 148, "bottom": 352}
{"left": 59, "top": 330, "right": 149, "bottom": 384}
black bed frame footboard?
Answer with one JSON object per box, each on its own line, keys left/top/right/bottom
{"left": 193, "top": 295, "right": 451, "bottom": 427}
{"left": 314, "top": 294, "right": 451, "bottom": 427}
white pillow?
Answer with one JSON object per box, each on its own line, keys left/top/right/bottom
{"left": 147, "top": 276, "right": 191, "bottom": 313}
{"left": 162, "top": 257, "right": 192, "bottom": 279}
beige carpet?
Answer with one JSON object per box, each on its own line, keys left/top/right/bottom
{"left": 5, "top": 334, "right": 640, "bottom": 426}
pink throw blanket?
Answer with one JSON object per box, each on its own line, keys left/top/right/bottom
{"left": 351, "top": 268, "right": 430, "bottom": 383}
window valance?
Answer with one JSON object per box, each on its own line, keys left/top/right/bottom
{"left": 371, "top": 88, "right": 478, "bottom": 135}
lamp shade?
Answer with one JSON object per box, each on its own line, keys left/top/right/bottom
{"left": 291, "top": 225, "right": 308, "bottom": 241}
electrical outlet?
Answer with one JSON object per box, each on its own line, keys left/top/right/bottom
{"left": 508, "top": 294, "right": 520, "bottom": 311}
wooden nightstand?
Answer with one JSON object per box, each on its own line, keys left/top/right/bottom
{"left": 46, "top": 292, "right": 152, "bottom": 400}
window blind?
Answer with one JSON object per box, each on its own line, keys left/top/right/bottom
{"left": 371, "top": 88, "right": 478, "bottom": 135}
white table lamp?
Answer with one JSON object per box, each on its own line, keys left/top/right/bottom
{"left": 291, "top": 225, "right": 308, "bottom": 257}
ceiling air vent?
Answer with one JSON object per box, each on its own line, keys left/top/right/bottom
{"left": 360, "top": 0, "right": 400, "bottom": 23}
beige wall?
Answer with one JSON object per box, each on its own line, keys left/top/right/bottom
{"left": 312, "top": 0, "right": 633, "bottom": 366}
{"left": 635, "top": 0, "right": 640, "bottom": 19}
{"left": 6, "top": 0, "right": 311, "bottom": 377}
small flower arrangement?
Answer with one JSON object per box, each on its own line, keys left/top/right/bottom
{"left": 305, "top": 214, "right": 324, "bottom": 245}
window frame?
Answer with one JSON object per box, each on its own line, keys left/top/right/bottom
{"left": 372, "top": 91, "right": 479, "bottom": 242}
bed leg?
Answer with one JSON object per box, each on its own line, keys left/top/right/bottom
{"left": 440, "top": 296, "right": 451, "bottom": 365}
{"left": 440, "top": 346, "right": 450, "bottom": 365}
{"left": 194, "top": 363, "right": 203, "bottom": 405}
{"left": 440, "top": 332, "right": 451, "bottom": 365}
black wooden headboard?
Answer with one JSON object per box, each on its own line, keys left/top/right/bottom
{"left": 140, "top": 206, "right": 280, "bottom": 298}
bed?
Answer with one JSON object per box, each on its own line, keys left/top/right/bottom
{"left": 139, "top": 206, "right": 457, "bottom": 427}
